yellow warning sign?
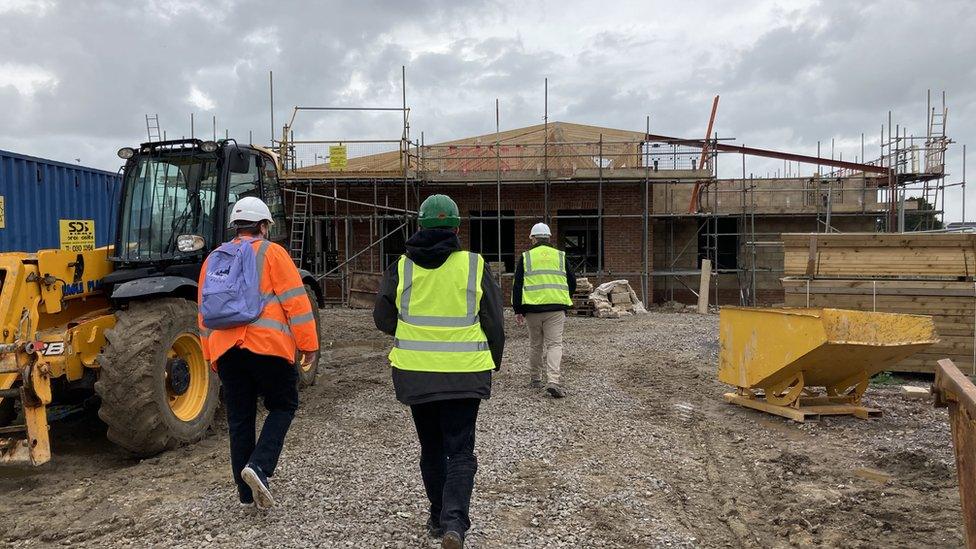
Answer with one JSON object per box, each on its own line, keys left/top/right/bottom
{"left": 0, "top": 196, "right": 5, "bottom": 229}
{"left": 329, "top": 145, "right": 347, "bottom": 170}
{"left": 59, "top": 220, "right": 95, "bottom": 252}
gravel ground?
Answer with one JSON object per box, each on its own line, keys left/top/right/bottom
{"left": 0, "top": 308, "right": 965, "bottom": 548}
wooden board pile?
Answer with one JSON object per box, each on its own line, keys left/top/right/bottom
{"left": 569, "top": 277, "right": 595, "bottom": 317}
{"left": 781, "top": 233, "right": 976, "bottom": 374}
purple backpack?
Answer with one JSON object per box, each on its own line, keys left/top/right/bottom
{"left": 201, "top": 238, "right": 268, "bottom": 329}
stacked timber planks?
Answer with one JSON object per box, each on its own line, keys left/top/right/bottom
{"left": 782, "top": 233, "right": 976, "bottom": 279}
{"left": 782, "top": 233, "right": 976, "bottom": 374}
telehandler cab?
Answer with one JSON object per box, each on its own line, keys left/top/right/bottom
{"left": 0, "top": 138, "right": 323, "bottom": 465}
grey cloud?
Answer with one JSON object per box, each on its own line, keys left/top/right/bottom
{"left": 1, "top": 0, "right": 974, "bottom": 219}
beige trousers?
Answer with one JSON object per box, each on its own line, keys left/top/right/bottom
{"left": 526, "top": 310, "right": 566, "bottom": 385}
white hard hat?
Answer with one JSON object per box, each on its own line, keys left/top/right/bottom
{"left": 228, "top": 196, "right": 274, "bottom": 228}
{"left": 530, "top": 222, "right": 551, "bottom": 237}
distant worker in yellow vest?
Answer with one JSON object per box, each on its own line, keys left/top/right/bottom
{"left": 374, "top": 194, "right": 505, "bottom": 549}
{"left": 512, "top": 222, "right": 576, "bottom": 398}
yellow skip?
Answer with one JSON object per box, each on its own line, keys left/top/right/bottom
{"left": 718, "top": 307, "right": 938, "bottom": 421}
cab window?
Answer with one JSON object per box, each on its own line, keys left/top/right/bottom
{"left": 226, "top": 153, "right": 260, "bottom": 239}
{"left": 228, "top": 153, "right": 260, "bottom": 202}
{"left": 260, "top": 155, "right": 288, "bottom": 242}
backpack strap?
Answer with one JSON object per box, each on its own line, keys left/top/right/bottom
{"left": 247, "top": 239, "right": 274, "bottom": 326}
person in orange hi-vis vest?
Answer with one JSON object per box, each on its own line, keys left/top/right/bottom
{"left": 197, "top": 196, "right": 319, "bottom": 511}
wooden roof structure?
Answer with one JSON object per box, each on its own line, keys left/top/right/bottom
{"left": 292, "top": 121, "right": 687, "bottom": 177}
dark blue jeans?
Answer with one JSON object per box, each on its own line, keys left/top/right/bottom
{"left": 217, "top": 347, "right": 299, "bottom": 500}
{"left": 410, "top": 398, "right": 481, "bottom": 535}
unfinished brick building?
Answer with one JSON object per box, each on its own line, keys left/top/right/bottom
{"left": 276, "top": 113, "right": 943, "bottom": 308}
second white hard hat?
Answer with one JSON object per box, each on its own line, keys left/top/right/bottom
{"left": 228, "top": 196, "right": 275, "bottom": 227}
{"left": 530, "top": 222, "right": 551, "bottom": 237}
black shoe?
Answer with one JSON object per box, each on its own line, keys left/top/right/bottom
{"left": 241, "top": 464, "right": 275, "bottom": 510}
{"left": 426, "top": 517, "right": 444, "bottom": 538}
{"left": 442, "top": 530, "right": 464, "bottom": 549}
{"left": 546, "top": 384, "right": 567, "bottom": 398}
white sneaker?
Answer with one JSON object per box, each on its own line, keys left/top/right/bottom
{"left": 241, "top": 465, "right": 275, "bottom": 510}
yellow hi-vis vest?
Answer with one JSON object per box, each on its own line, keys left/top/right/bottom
{"left": 520, "top": 245, "right": 573, "bottom": 306}
{"left": 389, "top": 251, "right": 494, "bottom": 373}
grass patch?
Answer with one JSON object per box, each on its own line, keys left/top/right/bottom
{"left": 870, "top": 371, "right": 901, "bottom": 385}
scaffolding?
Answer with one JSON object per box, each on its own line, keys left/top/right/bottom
{"left": 271, "top": 77, "right": 957, "bottom": 309}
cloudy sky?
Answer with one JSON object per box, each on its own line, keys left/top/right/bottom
{"left": 1, "top": 0, "right": 973, "bottom": 220}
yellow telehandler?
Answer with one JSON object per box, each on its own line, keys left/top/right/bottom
{"left": 0, "top": 138, "right": 323, "bottom": 465}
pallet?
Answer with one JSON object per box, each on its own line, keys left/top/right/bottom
{"left": 572, "top": 291, "right": 594, "bottom": 309}
{"left": 570, "top": 297, "right": 595, "bottom": 317}
{"left": 723, "top": 392, "right": 882, "bottom": 422}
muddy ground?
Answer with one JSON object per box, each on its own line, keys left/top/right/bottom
{"left": 0, "top": 309, "right": 964, "bottom": 548}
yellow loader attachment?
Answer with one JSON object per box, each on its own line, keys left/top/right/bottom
{"left": 0, "top": 342, "right": 51, "bottom": 465}
{"left": 0, "top": 245, "right": 222, "bottom": 466}
{"left": 718, "top": 307, "right": 938, "bottom": 421}
{"left": 0, "top": 248, "right": 114, "bottom": 465}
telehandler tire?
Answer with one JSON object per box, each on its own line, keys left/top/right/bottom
{"left": 297, "top": 284, "right": 324, "bottom": 388}
{"left": 95, "top": 298, "right": 219, "bottom": 457}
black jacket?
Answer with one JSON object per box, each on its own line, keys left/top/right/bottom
{"left": 512, "top": 242, "right": 577, "bottom": 314}
{"left": 373, "top": 228, "right": 505, "bottom": 405}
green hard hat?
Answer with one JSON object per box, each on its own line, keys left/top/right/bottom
{"left": 418, "top": 194, "right": 461, "bottom": 228}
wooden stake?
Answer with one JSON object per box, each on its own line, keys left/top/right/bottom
{"left": 698, "top": 259, "right": 712, "bottom": 314}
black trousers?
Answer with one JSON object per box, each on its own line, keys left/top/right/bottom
{"left": 410, "top": 398, "right": 481, "bottom": 535}
{"left": 217, "top": 347, "right": 299, "bottom": 499}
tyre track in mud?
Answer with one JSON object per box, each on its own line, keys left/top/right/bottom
{"left": 612, "top": 344, "right": 764, "bottom": 548}
{"left": 609, "top": 312, "right": 964, "bottom": 549}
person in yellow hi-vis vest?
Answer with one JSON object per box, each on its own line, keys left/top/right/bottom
{"left": 374, "top": 194, "right": 505, "bottom": 549}
{"left": 512, "top": 222, "right": 576, "bottom": 398}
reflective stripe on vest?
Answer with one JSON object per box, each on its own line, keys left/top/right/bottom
{"left": 262, "top": 285, "right": 306, "bottom": 302}
{"left": 389, "top": 251, "right": 494, "bottom": 373}
{"left": 520, "top": 246, "right": 573, "bottom": 306}
{"left": 252, "top": 317, "right": 292, "bottom": 336}
{"left": 398, "top": 251, "right": 479, "bottom": 328}
{"left": 255, "top": 239, "right": 270, "bottom": 275}
{"left": 393, "top": 339, "right": 490, "bottom": 352}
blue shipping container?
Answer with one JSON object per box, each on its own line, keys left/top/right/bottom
{"left": 0, "top": 149, "right": 123, "bottom": 253}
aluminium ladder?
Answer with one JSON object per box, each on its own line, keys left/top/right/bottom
{"left": 289, "top": 183, "right": 311, "bottom": 267}
{"left": 145, "top": 114, "right": 162, "bottom": 142}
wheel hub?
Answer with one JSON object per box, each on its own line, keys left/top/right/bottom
{"left": 166, "top": 358, "right": 191, "bottom": 396}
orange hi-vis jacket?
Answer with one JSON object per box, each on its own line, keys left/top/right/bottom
{"left": 197, "top": 237, "right": 319, "bottom": 365}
